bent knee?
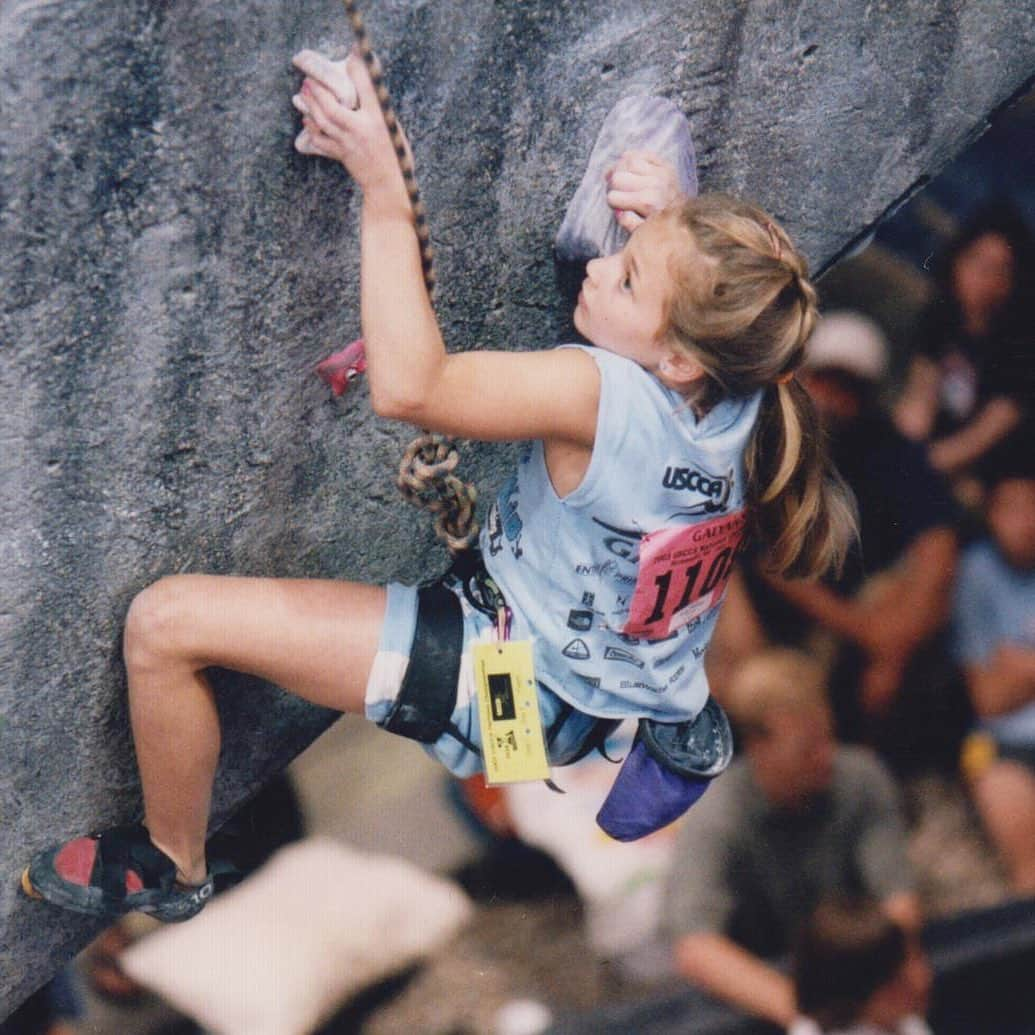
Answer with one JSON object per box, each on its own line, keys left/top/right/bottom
{"left": 124, "top": 575, "right": 205, "bottom": 671}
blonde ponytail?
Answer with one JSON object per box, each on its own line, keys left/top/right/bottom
{"left": 659, "top": 195, "right": 857, "bottom": 578}
{"left": 760, "top": 384, "right": 802, "bottom": 503}
{"left": 746, "top": 379, "right": 857, "bottom": 577}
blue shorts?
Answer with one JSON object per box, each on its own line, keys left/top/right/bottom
{"left": 364, "top": 573, "right": 615, "bottom": 778}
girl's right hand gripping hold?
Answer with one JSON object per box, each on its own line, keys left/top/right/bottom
{"left": 606, "top": 150, "right": 686, "bottom": 233}
{"left": 291, "top": 52, "right": 412, "bottom": 219}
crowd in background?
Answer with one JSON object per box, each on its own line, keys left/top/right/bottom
{"left": 664, "top": 199, "right": 1035, "bottom": 1034}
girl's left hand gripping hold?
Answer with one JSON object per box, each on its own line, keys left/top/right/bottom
{"left": 606, "top": 150, "right": 684, "bottom": 233}
{"left": 291, "top": 51, "right": 412, "bottom": 218}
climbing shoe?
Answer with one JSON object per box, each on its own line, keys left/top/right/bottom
{"left": 21, "top": 823, "right": 213, "bottom": 923}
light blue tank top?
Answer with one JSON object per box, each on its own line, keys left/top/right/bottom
{"left": 480, "top": 344, "right": 762, "bottom": 722}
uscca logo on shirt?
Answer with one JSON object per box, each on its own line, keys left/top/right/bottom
{"left": 662, "top": 465, "right": 732, "bottom": 512}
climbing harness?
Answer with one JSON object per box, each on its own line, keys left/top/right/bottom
{"left": 340, "top": 0, "right": 480, "bottom": 554}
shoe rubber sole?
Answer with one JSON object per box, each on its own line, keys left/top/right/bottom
{"left": 21, "top": 867, "right": 43, "bottom": 899}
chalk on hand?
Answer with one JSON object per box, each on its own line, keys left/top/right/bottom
{"left": 291, "top": 49, "right": 359, "bottom": 109}
{"left": 555, "top": 95, "right": 698, "bottom": 262}
{"left": 292, "top": 49, "right": 359, "bottom": 155}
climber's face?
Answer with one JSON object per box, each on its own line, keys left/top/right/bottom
{"left": 574, "top": 219, "right": 681, "bottom": 372}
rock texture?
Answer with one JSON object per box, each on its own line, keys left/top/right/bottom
{"left": 1, "top": 0, "right": 1033, "bottom": 1015}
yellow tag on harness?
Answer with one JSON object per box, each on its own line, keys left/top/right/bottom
{"left": 473, "top": 640, "right": 550, "bottom": 784}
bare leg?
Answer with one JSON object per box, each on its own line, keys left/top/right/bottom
{"left": 971, "top": 759, "right": 1035, "bottom": 893}
{"left": 123, "top": 573, "right": 386, "bottom": 883}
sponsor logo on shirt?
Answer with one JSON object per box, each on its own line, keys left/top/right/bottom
{"left": 572, "top": 561, "right": 638, "bottom": 588}
{"left": 620, "top": 680, "right": 664, "bottom": 693}
{"left": 603, "top": 645, "right": 644, "bottom": 668}
{"left": 662, "top": 464, "right": 733, "bottom": 513}
{"left": 666, "top": 664, "right": 687, "bottom": 686}
{"left": 563, "top": 638, "right": 591, "bottom": 660}
{"left": 591, "top": 518, "right": 644, "bottom": 562}
{"left": 487, "top": 475, "right": 523, "bottom": 558}
{"left": 567, "top": 609, "right": 594, "bottom": 631}
{"left": 575, "top": 559, "right": 619, "bottom": 578}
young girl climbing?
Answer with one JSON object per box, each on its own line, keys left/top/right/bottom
{"left": 23, "top": 53, "right": 854, "bottom": 922}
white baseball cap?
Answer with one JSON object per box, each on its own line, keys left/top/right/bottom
{"left": 804, "top": 311, "right": 889, "bottom": 382}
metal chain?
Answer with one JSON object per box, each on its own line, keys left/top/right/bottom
{"left": 342, "top": 0, "right": 479, "bottom": 553}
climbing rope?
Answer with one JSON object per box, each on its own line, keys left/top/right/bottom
{"left": 342, "top": 0, "right": 480, "bottom": 553}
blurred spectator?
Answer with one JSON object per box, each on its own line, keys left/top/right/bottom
{"left": 710, "top": 311, "right": 968, "bottom": 773}
{"left": 894, "top": 202, "right": 1035, "bottom": 497}
{"left": 953, "top": 466, "right": 1035, "bottom": 893}
{"left": 664, "top": 649, "right": 919, "bottom": 1029}
{"left": 790, "top": 897, "right": 932, "bottom": 1035}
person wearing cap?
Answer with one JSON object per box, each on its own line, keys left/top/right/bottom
{"left": 711, "top": 311, "right": 966, "bottom": 772}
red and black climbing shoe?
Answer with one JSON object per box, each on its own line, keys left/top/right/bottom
{"left": 21, "top": 823, "right": 213, "bottom": 923}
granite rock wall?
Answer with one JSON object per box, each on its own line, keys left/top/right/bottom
{"left": 2, "top": 0, "right": 1033, "bottom": 1013}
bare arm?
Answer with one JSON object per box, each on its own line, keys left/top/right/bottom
{"left": 769, "top": 529, "right": 956, "bottom": 714}
{"left": 768, "top": 528, "right": 956, "bottom": 651}
{"left": 298, "top": 56, "right": 600, "bottom": 448}
{"left": 964, "top": 643, "right": 1035, "bottom": 717}
{"left": 875, "top": 527, "right": 958, "bottom": 642}
{"left": 673, "top": 932, "right": 796, "bottom": 1027}
{"left": 765, "top": 576, "right": 869, "bottom": 643}
{"left": 894, "top": 356, "right": 940, "bottom": 441}
{"left": 359, "top": 200, "right": 599, "bottom": 444}
{"left": 928, "top": 397, "right": 1022, "bottom": 474}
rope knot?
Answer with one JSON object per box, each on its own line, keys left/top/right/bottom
{"left": 397, "top": 434, "right": 480, "bottom": 553}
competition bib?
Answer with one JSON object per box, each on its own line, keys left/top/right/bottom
{"left": 623, "top": 510, "right": 747, "bottom": 639}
